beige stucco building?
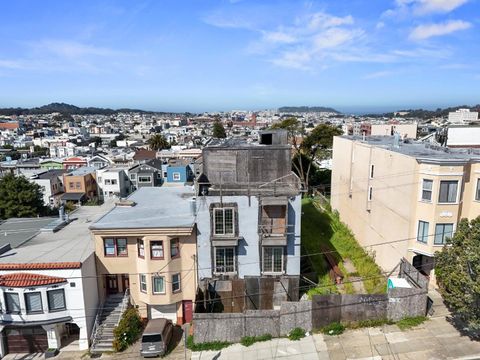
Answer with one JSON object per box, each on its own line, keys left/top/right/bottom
{"left": 90, "top": 186, "right": 197, "bottom": 324}
{"left": 331, "top": 135, "right": 480, "bottom": 280}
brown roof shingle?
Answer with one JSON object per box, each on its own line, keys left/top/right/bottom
{"left": 0, "top": 273, "right": 67, "bottom": 287}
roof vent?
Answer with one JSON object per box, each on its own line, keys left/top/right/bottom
{"left": 115, "top": 199, "right": 136, "bottom": 207}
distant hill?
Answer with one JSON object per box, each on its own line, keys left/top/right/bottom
{"left": 0, "top": 102, "right": 158, "bottom": 116}
{"left": 365, "top": 105, "right": 480, "bottom": 119}
{"left": 278, "top": 106, "right": 340, "bottom": 114}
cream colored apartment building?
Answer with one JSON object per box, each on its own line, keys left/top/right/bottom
{"left": 90, "top": 186, "right": 197, "bottom": 324}
{"left": 331, "top": 135, "right": 480, "bottom": 279}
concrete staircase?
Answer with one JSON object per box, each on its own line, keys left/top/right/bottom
{"left": 90, "top": 293, "right": 128, "bottom": 353}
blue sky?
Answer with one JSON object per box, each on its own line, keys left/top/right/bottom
{"left": 0, "top": 0, "right": 479, "bottom": 113}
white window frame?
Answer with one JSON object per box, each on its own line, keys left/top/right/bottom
{"left": 421, "top": 179, "right": 433, "bottom": 202}
{"left": 214, "top": 247, "right": 236, "bottom": 274}
{"left": 138, "top": 176, "right": 152, "bottom": 183}
{"left": 139, "top": 274, "right": 147, "bottom": 293}
{"left": 262, "top": 247, "right": 284, "bottom": 274}
{"left": 434, "top": 223, "right": 455, "bottom": 246}
{"left": 172, "top": 273, "right": 181, "bottom": 293}
{"left": 152, "top": 276, "right": 166, "bottom": 294}
{"left": 475, "top": 179, "right": 480, "bottom": 201}
{"left": 172, "top": 172, "right": 181, "bottom": 181}
{"left": 417, "top": 220, "right": 429, "bottom": 244}
{"left": 438, "top": 180, "right": 459, "bottom": 204}
{"left": 213, "top": 208, "right": 235, "bottom": 236}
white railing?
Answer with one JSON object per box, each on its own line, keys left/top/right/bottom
{"left": 116, "top": 288, "right": 130, "bottom": 326}
{"left": 90, "top": 301, "right": 104, "bottom": 350}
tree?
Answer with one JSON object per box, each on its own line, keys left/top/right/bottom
{"left": 92, "top": 136, "right": 102, "bottom": 148}
{"left": 212, "top": 121, "right": 227, "bottom": 138}
{"left": 0, "top": 174, "right": 45, "bottom": 219}
{"left": 435, "top": 217, "right": 480, "bottom": 332}
{"left": 271, "top": 118, "right": 342, "bottom": 192}
{"left": 147, "top": 133, "right": 170, "bottom": 151}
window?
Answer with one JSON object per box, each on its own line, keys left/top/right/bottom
{"left": 5, "top": 293, "right": 20, "bottom": 314}
{"left": 140, "top": 274, "right": 147, "bottom": 293}
{"left": 173, "top": 172, "right": 181, "bottom": 181}
{"left": 213, "top": 208, "right": 234, "bottom": 236}
{"left": 105, "top": 179, "right": 111, "bottom": 185}
{"left": 47, "top": 289, "right": 66, "bottom": 312}
{"left": 157, "top": 172, "right": 162, "bottom": 179}
{"left": 130, "top": 173, "right": 136, "bottom": 180}
{"left": 150, "top": 241, "right": 164, "bottom": 259}
{"left": 69, "top": 182, "right": 74, "bottom": 190}
{"left": 438, "top": 180, "right": 458, "bottom": 203}
{"left": 152, "top": 276, "right": 165, "bottom": 294}
{"left": 215, "top": 247, "right": 235, "bottom": 273}
{"left": 137, "top": 239, "right": 145, "bottom": 258}
{"left": 262, "top": 247, "right": 284, "bottom": 273}
{"left": 434, "top": 223, "right": 454, "bottom": 245}
{"left": 104, "top": 238, "right": 116, "bottom": 256}
{"left": 104, "top": 238, "right": 128, "bottom": 257}
{"left": 170, "top": 238, "right": 180, "bottom": 259}
{"left": 421, "top": 179, "right": 433, "bottom": 201}
{"left": 138, "top": 176, "right": 151, "bottom": 183}
{"left": 476, "top": 179, "right": 480, "bottom": 201}
{"left": 370, "top": 164, "right": 374, "bottom": 179}
{"left": 172, "top": 274, "right": 181, "bottom": 293}
{"left": 116, "top": 238, "right": 128, "bottom": 256}
{"left": 417, "top": 221, "right": 429, "bottom": 243}
{"left": 25, "top": 292, "right": 43, "bottom": 314}
{"left": 111, "top": 179, "right": 117, "bottom": 185}
{"left": 368, "top": 186, "right": 373, "bottom": 201}
{"left": 75, "top": 182, "right": 81, "bottom": 189}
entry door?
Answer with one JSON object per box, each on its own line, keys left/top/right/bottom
{"left": 182, "top": 300, "right": 193, "bottom": 324}
{"left": 106, "top": 275, "right": 119, "bottom": 295}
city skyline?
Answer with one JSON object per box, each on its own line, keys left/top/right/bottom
{"left": 0, "top": 0, "right": 479, "bottom": 113}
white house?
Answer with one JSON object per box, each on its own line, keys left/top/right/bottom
{"left": 30, "top": 169, "right": 66, "bottom": 207}
{"left": 0, "top": 204, "right": 112, "bottom": 356}
{"left": 96, "top": 167, "right": 132, "bottom": 199}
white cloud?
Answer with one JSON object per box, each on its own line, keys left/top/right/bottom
{"left": 262, "top": 31, "right": 296, "bottom": 44}
{"left": 35, "top": 40, "right": 122, "bottom": 58}
{"left": 304, "top": 13, "right": 354, "bottom": 30}
{"left": 383, "top": 0, "right": 470, "bottom": 17}
{"left": 271, "top": 51, "right": 312, "bottom": 70}
{"left": 363, "top": 71, "right": 393, "bottom": 79}
{"left": 409, "top": 20, "right": 471, "bottom": 40}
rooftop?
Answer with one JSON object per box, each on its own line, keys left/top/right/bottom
{"left": 0, "top": 202, "right": 114, "bottom": 265}
{"left": 342, "top": 135, "right": 480, "bottom": 163}
{"left": 65, "top": 166, "right": 96, "bottom": 176}
{"left": 90, "top": 186, "right": 196, "bottom": 230}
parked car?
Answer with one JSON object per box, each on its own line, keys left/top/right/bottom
{"left": 140, "top": 318, "right": 173, "bottom": 357}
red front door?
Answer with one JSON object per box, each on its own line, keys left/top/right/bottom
{"left": 182, "top": 300, "right": 193, "bottom": 324}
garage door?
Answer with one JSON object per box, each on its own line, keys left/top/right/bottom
{"left": 149, "top": 303, "right": 177, "bottom": 323}
{"left": 6, "top": 327, "right": 48, "bottom": 354}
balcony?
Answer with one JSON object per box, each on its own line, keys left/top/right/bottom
{"left": 259, "top": 198, "right": 288, "bottom": 245}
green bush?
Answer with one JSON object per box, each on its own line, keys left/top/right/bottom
{"left": 321, "top": 322, "right": 345, "bottom": 335}
{"left": 240, "top": 334, "right": 272, "bottom": 347}
{"left": 346, "top": 319, "right": 394, "bottom": 329}
{"left": 396, "top": 316, "right": 428, "bottom": 330}
{"left": 288, "top": 327, "right": 306, "bottom": 341}
{"left": 186, "top": 335, "right": 231, "bottom": 351}
{"left": 113, "top": 307, "right": 143, "bottom": 352}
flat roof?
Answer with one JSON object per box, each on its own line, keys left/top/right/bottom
{"left": 0, "top": 202, "right": 114, "bottom": 264}
{"left": 90, "top": 186, "right": 196, "bottom": 230}
{"left": 0, "top": 218, "right": 56, "bottom": 249}
{"left": 341, "top": 135, "right": 480, "bottom": 163}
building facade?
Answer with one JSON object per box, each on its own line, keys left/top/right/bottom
{"left": 331, "top": 135, "right": 480, "bottom": 281}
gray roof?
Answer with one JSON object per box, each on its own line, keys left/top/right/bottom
{"left": 66, "top": 166, "right": 96, "bottom": 176}
{"left": 343, "top": 135, "right": 480, "bottom": 163}
{"left": 90, "top": 186, "right": 196, "bottom": 230}
{"left": 0, "top": 202, "right": 114, "bottom": 264}
{"left": 35, "top": 169, "right": 66, "bottom": 180}
{"left": 0, "top": 218, "right": 56, "bottom": 249}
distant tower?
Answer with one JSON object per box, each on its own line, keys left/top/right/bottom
{"left": 252, "top": 113, "right": 257, "bottom": 126}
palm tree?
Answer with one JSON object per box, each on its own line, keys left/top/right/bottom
{"left": 148, "top": 134, "right": 170, "bottom": 151}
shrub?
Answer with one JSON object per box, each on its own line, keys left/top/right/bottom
{"left": 186, "top": 335, "right": 231, "bottom": 351}
{"left": 321, "top": 322, "right": 345, "bottom": 335}
{"left": 396, "top": 316, "right": 428, "bottom": 330}
{"left": 240, "top": 334, "right": 272, "bottom": 347}
{"left": 288, "top": 327, "right": 306, "bottom": 341}
{"left": 113, "top": 307, "right": 143, "bottom": 352}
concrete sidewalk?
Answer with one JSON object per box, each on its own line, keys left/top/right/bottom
{"left": 191, "top": 334, "right": 329, "bottom": 359}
